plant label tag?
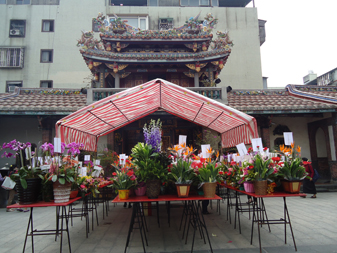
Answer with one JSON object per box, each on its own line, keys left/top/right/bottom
{"left": 119, "top": 154, "right": 126, "bottom": 165}
{"left": 236, "top": 143, "right": 247, "bottom": 156}
{"left": 251, "top": 138, "right": 263, "bottom": 152}
{"left": 95, "top": 160, "right": 100, "bottom": 165}
{"left": 283, "top": 132, "right": 293, "bottom": 146}
{"left": 54, "top": 138, "right": 61, "bottom": 153}
{"left": 84, "top": 155, "right": 90, "bottom": 161}
{"left": 201, "top": 144, "right": 211, "bottom": 158}
{"left": 179, "top": 135, "right": 187, "bottom": 146}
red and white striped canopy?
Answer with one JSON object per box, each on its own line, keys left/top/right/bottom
{"left": 56, "top": 79, "right": 258, "bottom": 151}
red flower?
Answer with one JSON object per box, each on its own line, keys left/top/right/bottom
{"left": 271, "top": 157, "right": 281, "bottom": 162}
{"left": 248, "top": 147, "right": 253, "bottom": 153}
{"left": 230, "top": 161, "right": 236, "bottom": 166}
{"left": 167, "top": 168, "right": 171, "bottom": 172}
{"left": 112, "top": 172, "right": 117, "bottom": 176}
{"left": 263, "top": 147, "right": 268, "bottom": 151}
{"left": 200, "top": 158, "right": 206, "bottom": 164}
{"left": 127, "top": 171, "right": 133, "bottom": 177}
{"left": 219, "top": 171, "right": 224, "bottom": 175}
{"left": 248, "top": 165, "right": 254, "bottom": 169}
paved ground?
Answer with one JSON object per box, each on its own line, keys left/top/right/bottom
{"left": 1, "top": 191, "right": 337, "bottom": 253}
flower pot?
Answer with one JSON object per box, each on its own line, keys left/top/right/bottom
{"left": 202, "top": 182, "right": 217, "bottom": 198}
{"left": 281, "top": 180, "right": 302, "bottom": 194}
{"left": 146, "top": 179, "right": 161, "bottom": 199}
{"left": 243, "top": 181, "right": 255, "bottom": 193}
{"left": 176, "top": 183, "right": 191, "bottom": 198}
{"left": 135, "top": 185, "right": 146, "bottom": 196}
{"left": 16, "top": 178, "right": 42, "bottom": 205}
{"left": 53, "top": 181, "right": 72, "bottom": 203}
{"left": 70, "top": 190, "right": 79, "bottom": 199}
{"left": 118, "top": 189, "right": 130, "bottom": 200}
{"left": 253, "top": 180, "right": 268, "bottom": 195}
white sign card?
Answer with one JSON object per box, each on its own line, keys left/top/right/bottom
{"left": 54, "top": 138, "right": 61, "bottom": 153}
{"left": 78, "top": 161, "right": 83, "bottom": 167}
{"left": 84, "top": 155, "right": 90, "bottom": 161}
{"left": 92, "top": 166, "right": 102, "bottom": 177}
{"left": 283, "top": 132, "right": 294, "bottom": 146}
{"left": 119, "top": 154, "right": 126, "bottom": 165}
{"left": 80, "top": 167, "right": 87, "bottom": 177}
{"left": 227, "top": 153, "right": 231, "bottom": 162}
{"left": 201, "top": 144, "right": 211, "bottom": 158}
{"left": 236, "top": 143, "right": 248, "bottom": 156}
{"left": 41, "top": 165, "right": 50, "bottom": 171}
{"left": 263, "top": 148, "right": 269, "bottom": 157}
{"left": 31, "top": 157, "right": 35, "bottom": 168}
{"left": 37, "top": 157, "right": 43, "bottom": 166}
{"left": 178, "top": 135, "right": 187, "bottom": 146}
{"left": 251, "top": 138, "right": 263, "bottom": 152}
{"left": 232, "top": 153, "right": 238, "bottom": 162}
{"left": 95, "top": 160, "right": 100, "bottom": 165}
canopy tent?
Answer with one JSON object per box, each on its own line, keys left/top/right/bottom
{"left": 56, "top": 79, "right": 258, "bottom": 151}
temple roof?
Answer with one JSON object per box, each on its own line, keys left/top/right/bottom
{"left": 1, "top": 85, "right": 337, "bottom": 115}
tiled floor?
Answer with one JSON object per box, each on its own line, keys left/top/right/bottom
{"left": 1, "top": 192, "right": 337, "bottom": 253}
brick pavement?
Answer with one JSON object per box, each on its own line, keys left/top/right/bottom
{"left": 1, "top": 192, "right": 337, "bottom": 253}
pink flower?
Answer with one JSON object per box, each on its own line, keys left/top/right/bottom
{"left": 80, "top": 185, "right": 86, "bottom": 189}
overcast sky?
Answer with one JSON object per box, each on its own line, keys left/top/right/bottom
{"left": 246, "top": 0, "right": 337, "bottom": 87}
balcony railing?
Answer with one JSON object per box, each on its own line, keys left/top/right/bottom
{"left": 87, "top": 87, "right": 227, "bottom": 104}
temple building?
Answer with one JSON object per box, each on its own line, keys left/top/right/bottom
{"left": 1, "top": 1, "right": 337, "bottom": 182}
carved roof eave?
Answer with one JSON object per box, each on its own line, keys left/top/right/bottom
{"left": 80, "top": 48, "right": 231, "bottom": 64}
{"left": 100, "top": 34, "right": 213, "bottom": 43}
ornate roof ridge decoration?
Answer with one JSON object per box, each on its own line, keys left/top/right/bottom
{"left": 100, "top": 32, "right": 213, "bottom": 40}
{"left": 80, "top": 48, "right": 231, "bottom": 62}
{"left": 294, "top": 85, "right": 337, "bottom": 92}
{"left": 287, "top": 84, "right": 337, "bottom": 104}
{"left": 230, "top": 89, "right": 288, "bottom": 96}
{"left": 20, "top": 88, "right": 83, "bottom": 96}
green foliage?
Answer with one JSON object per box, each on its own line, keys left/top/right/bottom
{"left": 253, "top": 154, "right": 274, "bottom": 181}
{"left": 51, "top": 166, "right": 76, "bottom": 185}
{"left": 169, "top": 159, "right": 194, "bottom": 184}
{"left": 197, "top": 162, "right": 221, "bottom": 183}
{"left": 10, "top": 166, "right": 42, "bottom": 189}
{"left": 278, "top": 157, "right": 307, "bottom": 181}
{"left": 131, "top": 142, "right": 168, "bottom": 182}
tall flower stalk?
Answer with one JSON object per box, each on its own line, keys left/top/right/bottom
{"left": 143, "top": 119, "right": 162, "bottom": 153}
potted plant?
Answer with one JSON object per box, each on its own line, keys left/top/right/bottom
{"left": 109, "top": 167, "right": 137, "bottom": 200}
{"left": 278, "top": 144, "right": 308, "bottom": 193}
{"left": 252, "top": 154, "right": 274, "bottom": 195}
{"left": 132, "top": 142, "right": 167, "bottom": 199}
{"left": 2, "top": 140, "right": 42, "bottom": 204}
{"left": 197, "top": 161, "right": 222, "bottom": 198}
{"left": 169, "top": 159, "right": 194, "bottom": 197}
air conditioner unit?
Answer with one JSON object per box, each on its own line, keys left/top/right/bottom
{"left": 8, "top": 86, "right": 16, "bottom": 92}
{"left": 10, "top": 29, "right": 21, "bottom": 36}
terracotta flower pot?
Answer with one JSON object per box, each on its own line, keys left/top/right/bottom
{"left": 281, "top": 180, "right": 302, "bottom": 193}
{"left": 176, "top": 183, "right": 191, "bottom": 198}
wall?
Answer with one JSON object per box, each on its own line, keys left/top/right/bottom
{"left": 0, "top": 116, "right": 42, "bottom": 167}
{"left": 0, "top": 1, "right": 263, "bottom": 92}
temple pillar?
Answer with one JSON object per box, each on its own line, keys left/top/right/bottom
{"left": 194, "top": 72, "right": 199, "bottom": 87}
{"left": 115, "top": 73, "right": 120, "bottom": 88}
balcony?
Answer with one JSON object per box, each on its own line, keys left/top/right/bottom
{"left": 87, "top": 87, "right": 227, "bottom": 104}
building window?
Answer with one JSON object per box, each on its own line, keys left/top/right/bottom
{"left": 109, "top": 16, "right": 148, "bottom": 30}
{"left": 16, "top": 0, "right": 30, "bottom": 4}
{"left": 110, "top": 0, "right": 146, "bottom": 6}
{"left": 181, "top": 0, "right": 212, "bottom": 6}
{"left": 0, "top": 0, "right": 6, "bottom": 4}
{"left": 42, "top": 20, "right": 54, "bottom": 32}
{"left": 159, "top": 18, "right": 173, "bottom": 30}
{"left": 211, "top": 0, "right": 218, "bottom": 6}
{"left": 0, "top": 47, "right": 24, "bottom": 68}
{"left": 9, "top": 20, "right": 26, "bottom": 37}
{"left": 6, "top": 81, "right": 22, "bottom": 93}
{"left": 149, "top": 0, "right": 158, "bottom": 6}
{"left": 40, "top": 50, "right": 53, "bottom": 63}
{"left": 40, "top": 80, "right": 53, "bottom": 88}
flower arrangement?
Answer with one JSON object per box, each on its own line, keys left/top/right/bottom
{"left": 278, "top": 143, "right": 308, "bottom": 181}
{"left": 110, "top": 167, "right": 137, "bottom": 191}
{"left": 143, "top": 119, "right": 162, "bottom": 153}
{"left": 77, "top": 176, "right": 100, "bottom": 197}
{"left": 2, "top": 140, "right": 42, "bottom": 189}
